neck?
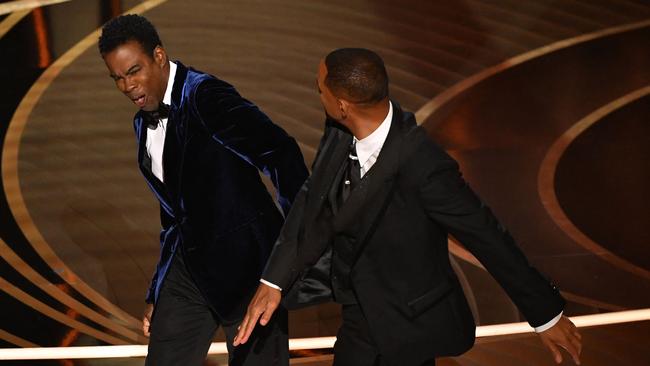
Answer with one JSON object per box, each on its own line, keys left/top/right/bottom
{"left": 346, "top": 99, "right": 390, "bottom": 140}
{"left": 162, "top": 60, "right": 171, "bottom": 88}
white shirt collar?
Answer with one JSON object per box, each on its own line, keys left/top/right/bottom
{"left": 354, "top": 101, "right": 393, "bottom": 168}
{"left": 162, "top": 61, "right": 177, "bottom": 106}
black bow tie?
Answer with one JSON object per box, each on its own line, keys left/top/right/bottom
{"left": 144, "top": 102, "right": 171, "bottom": 129}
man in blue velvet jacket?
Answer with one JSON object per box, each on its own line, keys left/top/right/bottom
{"left": 99, "top": 15, "right": 308, "bottom": 366}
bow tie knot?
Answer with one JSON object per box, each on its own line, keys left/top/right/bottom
{"left": 144, "top": 102, "right": 171, "bottom": 129}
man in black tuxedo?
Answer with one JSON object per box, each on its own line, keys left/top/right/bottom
{"left": 234, "top": 48, "right": 582, "bottom": 365}
{"left": 99, "top": 15, "right": 308, "bottom": 366}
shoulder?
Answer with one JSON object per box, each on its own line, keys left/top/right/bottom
{"left": 399, "top": 126, "right": 459, "bottom": 184}
{"left": 389, "top": 101, "right": 456, "bottom": 172}
{"left": 183, "top": 70, "right": 245, "bottom": 118}
{"left": 187, "top": 69, "right": 237, "bottom": 100}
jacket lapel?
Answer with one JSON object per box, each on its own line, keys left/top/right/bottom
{"left": 286, "top": 103, "right": 414, "bottom": 305}
{"left": 135, "top": 62, "right": 190, "bottom": 217}
{"left": 304, "top": 124, "right": 353, "bottom": 220}
{"left": 332, "top": 104, "right": 412, "bottom": 248}
{"left": 136, "top": 114, "right": 174, "bottom": 216}
{"left": 160, "top": 62, "right": 189, "bottom": 206}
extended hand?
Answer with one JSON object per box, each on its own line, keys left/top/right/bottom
{"left": 142, "top": 303, "right": 154, "bottom": 337}
{"left": 538, "top": 315, "right": 582, "bottom": 364}
{"left": 233, "top": 283, "right": 281, "bottom": 346}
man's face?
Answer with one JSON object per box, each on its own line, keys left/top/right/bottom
{"left": 103, "top": 40, "right": 167, "bottom": 112}
{"left": 316, "top": 59, "right": 343, "bottom": 122}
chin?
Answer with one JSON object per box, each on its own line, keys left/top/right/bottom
{"left": 143, "top": 103, "right": 158, "bottom": 112}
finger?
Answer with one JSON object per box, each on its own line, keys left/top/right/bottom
{"left": 568, "top": 333, "right": 582, "bottom": 355}
{"left": 232, "top": 315, "right": 250, "bottom": 346}
{"left": 235, "top": 310, "right": 262, "bottom": 346}
{"left": 239, "top": 311, "right": 261, "bottom": 344}
{"left": 259, "top": 302, "right": 278, "bottom": 326}
{"left": 568, "top": 346, "right": 581, "bottom": 365}
{"left": 543, "top": 338, "right": 563, "bottom": 364}
{"left": 567, "top": 340, "right": 582, "bottom": 365}
{"left": 559, "top": 337, "right": 581, "bottom": 365}
{"left": 142, "top": 318, "right": 150, "bottom": 334}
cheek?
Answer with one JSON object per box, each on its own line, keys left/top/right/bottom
{"left": 318, "top": 95, "right": 327, "bottom": 108}
{"left": 115, "top": 79, "right": 125, "bottom": 92}
{"left": 319, "top": 95, "right": 333, "bottom": 112}
{"left": 140, "top": 74, "right": 158, "bottom": 97}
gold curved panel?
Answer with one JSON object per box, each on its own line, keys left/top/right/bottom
{"left": 538, "top": 85, "right": 650, "bottom": 281}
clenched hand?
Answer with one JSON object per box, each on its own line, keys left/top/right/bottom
{"left": 143, "top": 303, "right": 154, "bottom": 337}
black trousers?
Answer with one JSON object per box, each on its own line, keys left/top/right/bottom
{"left": 333, "top": 304, "right": 435, "bottom": 366}
{"left": 145, "top": 253, "right": 289, "bottom": 366}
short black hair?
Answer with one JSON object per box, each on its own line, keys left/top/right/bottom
{"left": 98, "top": 14, "right": 162, "bottom": 57}
{"left": 324, "top": 48, "right": 389, "bottom": 104}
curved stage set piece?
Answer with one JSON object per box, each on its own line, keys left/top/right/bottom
{"left": 0, "top": 0, "right": 649, "bottom": 365}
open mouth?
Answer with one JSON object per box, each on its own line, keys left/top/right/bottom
{"left": 131, "top": 94, "right": 146, "bottom": 108}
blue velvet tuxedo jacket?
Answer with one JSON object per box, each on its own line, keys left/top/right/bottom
{"left": 263, "top": 103, "right": 564, "bottom": 365}
{"left": 134, "top": 62, "right": 308, "bottom": 319}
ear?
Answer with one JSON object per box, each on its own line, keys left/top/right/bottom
{"left": 153, "top": 46, "right": 167, "bottom": 68}
{"left": 338, "top": 98, "right": 350, "bottom": 120}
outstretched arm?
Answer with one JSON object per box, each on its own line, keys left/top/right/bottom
{"left": 411, "top": 134, "right": 581, "bottom": 364}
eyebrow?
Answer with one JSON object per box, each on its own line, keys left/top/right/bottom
{"left": 109, "top": 64, "right": 140, "bottom": 79}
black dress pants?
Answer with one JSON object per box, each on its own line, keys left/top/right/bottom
{"left": 145, "top": 252, "right": 289, "bottom": 366}
{"left": 333, "top": 304, "right": 435, "bottom": 366}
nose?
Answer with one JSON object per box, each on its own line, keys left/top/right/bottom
{"left": 118, "top": 75, "right": 137, "bottom": 94}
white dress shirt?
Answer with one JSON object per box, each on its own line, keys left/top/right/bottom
{"left": 145, "top": 61, "right": 177, "bottom": 182}
{"left": 260, "top": 103, "right": 394, "bottom": 292}
{"left": 353, "top": 101, "right": 393, "bottom": 177}
{"left": 261, "top": 100, "right": 561, "bottom": 332}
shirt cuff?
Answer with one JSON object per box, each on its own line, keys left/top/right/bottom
{"left": 260, "top": 279, "right": 282, "bottom": 291}
{"left": 534, "top": 311, "right": 563, "bottom": 333}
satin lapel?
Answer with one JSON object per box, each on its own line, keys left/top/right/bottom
{"left": 304, "top": 127, "right": 353, "bottom": 218}
{"left": 332, "top": 108, "right": 405, "bottom": 234}
{"left": 161, "top": 62, "right": 189, "bottom": 206}
{"left": 136, "top": 115, "right": 173, "bottom": 215}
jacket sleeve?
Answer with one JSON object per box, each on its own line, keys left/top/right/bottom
{"left": 261, "top": 118, "right": 337, "bottom": 289}
{"left": 261, "top": 176, "right": 310, "bottom": 289}
{"left": 410, "top": 131, "right": 564, "bottom": 328}
{"left": 191, "top": 78, "right": 309, "bottom": 215}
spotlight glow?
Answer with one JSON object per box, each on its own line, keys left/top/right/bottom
{"left": 0, "top": 309, "right": 648, "bottom": 360}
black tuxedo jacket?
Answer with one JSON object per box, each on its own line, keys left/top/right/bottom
{"left": 134, "top": 62, "right": 308, "bottom": 319}
{"left": 263, "top": 102, "right": 564, "bottom": 365}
